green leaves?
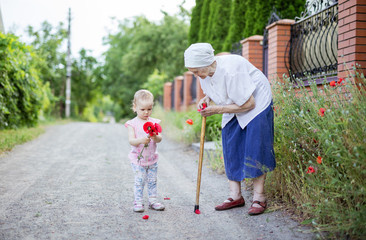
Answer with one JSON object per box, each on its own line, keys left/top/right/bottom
{"left": 103, "top": 14, "right": 189, "bottom": 119}
{"left": 0, "top": 33, "right": 43, "bottom": 129}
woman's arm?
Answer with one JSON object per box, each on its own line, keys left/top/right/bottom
{"left": 199, "top": 95, "right": 255, "bottom": 117}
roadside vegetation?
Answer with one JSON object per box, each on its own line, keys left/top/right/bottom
{"left": 155, "top": 66, "right": 366, "bottom": 239}
{"left": 0, "top": 119, "right": 72, "bottom": 155}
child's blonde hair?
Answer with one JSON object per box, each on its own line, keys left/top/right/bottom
{"left": 132, "top": 89, "right": 154, "bottom": 111}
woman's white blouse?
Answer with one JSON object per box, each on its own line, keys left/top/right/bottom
{"left": 199, "top": 54, "right": 272, "bottom": 129}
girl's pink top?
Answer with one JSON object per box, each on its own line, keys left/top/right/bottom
{"left": 124, "top": 117, "right": 161, "bottom": 166}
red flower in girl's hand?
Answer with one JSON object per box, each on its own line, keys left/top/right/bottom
{"left": 154, "top": 123, "right": 162, "bottom": 134}
{"left": 143, "top": 122, "right": 155, "bottom": 136}
{"left": 143, "top": 122, "right": 162, "bottom": 136}
{"left": 197, "top": 103, "right": 207, "bottom": 112}
{"left": 138, "top": 122, "right": 163, "bottom": 161}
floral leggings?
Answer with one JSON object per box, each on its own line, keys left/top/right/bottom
{"left": 131, "top": 162, "right": 158, "bottom": 203}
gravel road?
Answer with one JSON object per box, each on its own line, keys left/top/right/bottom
{"left": 0, "top": 122, "right": 314, "bottom": 240}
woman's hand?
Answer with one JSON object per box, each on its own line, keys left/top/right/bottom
{"left": 199, "top": 105, "right": 222, "bottom": 117}
{"left": 199, "top": 95, "right": 256, "bottom": 117}
{"left": 197, "top": 95, "right": 210, "bottom": 110}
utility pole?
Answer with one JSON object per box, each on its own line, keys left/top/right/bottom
{"left": 65, "top": 8, "right": 71, "bottom": 118}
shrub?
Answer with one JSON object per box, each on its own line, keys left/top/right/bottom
{"left": 267, "top": 66, "right": 366, "bottom": 238}
{"left": 0, "top": 33, "right": 45, "bottom": 129}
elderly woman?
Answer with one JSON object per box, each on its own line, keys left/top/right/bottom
{"left": 184, "top": 43, "right": 275, "bottom": 215}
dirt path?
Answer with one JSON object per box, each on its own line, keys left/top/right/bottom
{"left": 0, "top": 122, "right": 314, "bottom": 240}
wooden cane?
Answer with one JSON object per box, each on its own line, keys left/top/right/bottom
{"left": 194, "top": 116, "right": 206, "bottom": 213}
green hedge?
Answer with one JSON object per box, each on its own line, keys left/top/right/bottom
{"left": 0, "top": 33, "right": 44, "bottom": 129}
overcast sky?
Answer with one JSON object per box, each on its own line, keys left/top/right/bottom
{"left": 0, "top": 0, "right": 195, "bottom": 59}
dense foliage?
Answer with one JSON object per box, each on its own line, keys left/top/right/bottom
{"left": 103, "top": 13, "right": 190, "bottom": 120}
{"left": 26, "top": 22, "right": 68, "bottom": 117}
{"left": 189, "top": 0, "right": 306, "bottom": 52}
{"left": 0, "top": 33, "right": 44, "bottom": 129}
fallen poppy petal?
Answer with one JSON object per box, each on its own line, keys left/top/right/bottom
{"left": 142, "top": 215, "right": 149, "bottom": 220}
{"left": 195, "top": 209, "right": 201, "bottom": 214}
{"left": 164, "top": 197, "right": 170, "bottom": 200}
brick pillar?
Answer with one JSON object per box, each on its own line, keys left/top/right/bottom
{"left": 183, "top": 71, "right": 193, "bottom": 111}
{"left": 163, "top": 82, "right": 172, "bottom": 111}
{"left": 338, "top": 0, "right": 366, "bottom": 80}
{"left": 241, "top": 35, "right": 264, "bottom": 71}
{"left": 174, "top": 76, "right": 183, "bottom": 111}
{"left": 266, "top": 19, "right": 294, "bottom": 83}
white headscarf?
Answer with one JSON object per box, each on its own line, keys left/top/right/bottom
{"left": 184, "top": 43, "right": 215, "bottom": 68}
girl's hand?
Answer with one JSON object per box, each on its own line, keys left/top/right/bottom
{"left": 141, "top": 137, "right": 151, "bottom": 145}
{"left": 149, "top": 132, "right": 162, "bottom": 143}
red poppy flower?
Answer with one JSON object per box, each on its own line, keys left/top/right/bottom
{"left": 330, "top": 81, "right": 336, "bottom": 87}
{"left": 197, "top": 103, "right": 207, "bottom": 112}
{"left": 143, "top": 122, "right": 155, "bottom": 135}
{"left": 318, "top": 108, "right": 325, "bottom": 117}
{"left": 337, "top": 78, "right": 345, "bottom": 85}
{"left": 306, "top": 166, "right": 316, "bottom": 174}
{"left": 317, "top": 156, "right": 322, "bottom": 164}
{"left": 186, "top": 119, "right": 193, "bottom": 125}
{"left": 142, "top": 215, "right": 149, "bottom": 220}
{"left": 195, "top": 209, "right": 201, "bottom": 214}
{"left": 154, "top": 123, "right": 162, "bottom": 134}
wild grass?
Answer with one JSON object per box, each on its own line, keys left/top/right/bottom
{"left": 0, "top": 119, "right": 72, "bottom": 155}
{"left": 267, "top": 64, "right": 366, "bottom": 239}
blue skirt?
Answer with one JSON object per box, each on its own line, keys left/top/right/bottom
{"left": 222, "top": 103, "right": 276, "bottom": 181}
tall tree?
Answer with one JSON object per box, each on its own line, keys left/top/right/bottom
{"left": 207, "top": 0, "right": 231, "bottom": 52}
{"left": 188, "top": 0, "right": 204, "bottom": 44}
{"left": 70, "top": 49, "right": 102, "bottom": 116}
{"left": 223, "top": 0, "right": 247, "bottom": 51}
{"left": 26, "top": 21, "right": 68, "bottom": 117}
{"left": 103, "top": 14, "right": 190, "bottom": 119}
{"left": 198, "top": 0, "right": 211, "bottom": 42}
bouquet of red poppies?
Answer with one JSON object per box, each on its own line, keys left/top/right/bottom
{"left": 137, "top": 122, "right": 162, "bottom": 162}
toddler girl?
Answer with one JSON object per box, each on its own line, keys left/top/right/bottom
{"left": 124, "top": 89, "right": 165, "bottom": 212}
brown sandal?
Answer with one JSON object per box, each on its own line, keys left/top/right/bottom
{"left": 248, "top": 200, "right": 267, "bottom": 215}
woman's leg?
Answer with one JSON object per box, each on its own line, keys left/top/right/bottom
{"left": 252, "top": 173, "right": 266, "bottom": 206}
{"left": 229, "top": 180, "right": 242, "bottom": 200}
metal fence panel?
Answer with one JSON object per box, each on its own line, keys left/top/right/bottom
{"left": 288, "top": 0, "right": 338, "bottom": 83}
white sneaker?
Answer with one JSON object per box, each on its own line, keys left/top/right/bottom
{"left": 133, "top": 202, "right": 144, "bottom": 212}
{"left": 149, "top": 202, "right": 165, "bottom": 211}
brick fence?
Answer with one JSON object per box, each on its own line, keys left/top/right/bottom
{"left": 163, "top": 0, "right": 366, "bottom": 111}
